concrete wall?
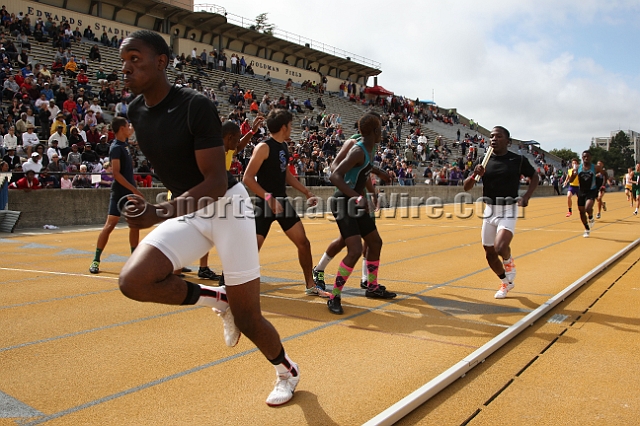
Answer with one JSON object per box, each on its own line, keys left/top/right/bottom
{"left": 6, "top": 185, "right": 555, "bottom": 230}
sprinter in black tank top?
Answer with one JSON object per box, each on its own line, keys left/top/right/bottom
{"left": 243, "top": 108, "right": 330, "bottom": 298}
{"left": 595, "top": 160, "right": 608, "bottom": 220}
{"left": 118, "top": 30, "right": 300, "bottom": 407}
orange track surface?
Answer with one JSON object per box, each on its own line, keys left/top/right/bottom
{"left": 1, "top": 192, "right": 639, "bottom": 425}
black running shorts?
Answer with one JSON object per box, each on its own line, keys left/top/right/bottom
{"left": 330, "top": 194, "right": 377, "bottom": 240}
{"left": 577, "top": 189, "right": 598, "bottom": 207}
{"left": 254, "top": 197, "right": 301, "bottom": 237}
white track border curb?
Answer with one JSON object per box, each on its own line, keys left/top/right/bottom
{"left": 364, "top": 237, "right": 640, "bottom": 426}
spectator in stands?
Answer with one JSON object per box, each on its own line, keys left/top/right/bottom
{"left": 84, "top": 109, "right": 97, "bottom": 128}
{"left": 15, "top": 112, "right": 28, "bottom": 138}
{"left": 106, "top": 70, "right": 120, "bottom": 85}
{"left": 17, "top": 49, "right": 29, "bottom": 69}
{"left": 304, "top": 98, "right": 313, "bottom": 111}
{"left": 72, "top": 27, "right": 82, "bottom": 42}
{"left": 245, "top": 63, "right": 254, "bottom": 75}
{"left": 48, "top": 123, "right": 69, "bottom": 156}
{"left": 81, "top": 140, "right": 99, "bottom": 164}
{"left": 47, "top": 139, "right": 61, "bottom": 162}
{"left": 51, "top": 57, "right": 64, "bottom": 74}
{"left": 3, "top": 75, "right": 18, "bottom": 100}
{"left": 77, "top": 56, "right": 89, "bottom": 72}
{"left": 68, "top": 126, "right": 84, "bottom": 151}
{"left": 72, "top": 164, "right": 92, "bottom": 187}
{"left": 115, "top": 98, "right": 128, "bottom": 117}
{"left": 9, "top": 169, "right": 39, "bottom": 189}
{"left": 134, "top": 159, "right": 153, "bottom": 187}
{"left": 2, "top": 147, "right": 20, "bottom": 170}
{"left": 66, "top": 143, "right": 81, "bottom": 167}
{"left": 22, "top": 151, "right": 42, "bottom": 174}
{"left": 88, "top": 45, "right": 101, "bottom": 63}
{"left": 86, "top": 123, "right": 101, "bottom": 146}
{"left": 100, "top": 31, "right": 109, "bottom": 46}
{"left": 95, "top": 134, "right": 110, "bottom": 159}
{"left": 40, "top": 81, "right": 53, "bottom": 100}
{"left": 76, "top": 69, "right": 91, "bottom": 93}
{"left": 38, "top": 168, "right": 59, "bottom": 188}
{"left": 4, "top": 39, "right": 17, "bottom": 61}
{"left": 95, "top": 110, "right": 106, "bottom": 125}
{"left": 21, "top": 123, "right": 38, "bottom": 156}
{"left": 62, "top": 95, "right": 77, "bottom": 115}
{"left": 34, "top": 144, "right": 49, "bottom": 169}
{"left": 64, "top": 55, "right": 78, "bottom": 78}
{"left": 84, "top": 25, "right": 95, "bottom": 42}
{"left": 96, "top": 160, "right": 113, "bottom": 187}
{"left": 88, "top": 97, "right": 103, "bottom": 115}
{"left": 33, "top": 23, "right": 47, "bottom": 42}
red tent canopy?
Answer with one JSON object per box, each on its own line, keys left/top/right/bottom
{"left": 364, "top": 85, "right": 394, "bottom": 96}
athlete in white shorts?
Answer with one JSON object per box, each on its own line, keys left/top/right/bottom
{"left": 464, "top": 126, "right": 539, "bottom": 299}
{"left": 118, "top": 30, "right": 299, "bottom": 407}
{"left": 481, "top": 204, "right": 518, "bottom": 247}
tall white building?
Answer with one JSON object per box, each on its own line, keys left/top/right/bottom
{"left": 591, "top": 130, "right": 640, "bottom": 162}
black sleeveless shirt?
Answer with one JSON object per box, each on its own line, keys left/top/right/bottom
{"left": 256, "top": 137, "right": 288, "bottom": 197}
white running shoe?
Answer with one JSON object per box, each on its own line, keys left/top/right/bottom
{"left": 583, "top": 230, "right": 590, "bottom": 238}
{"left": 266, "top": 363, "right": 300, "bottom": 407}
{"left": 596, "top": 213, "right": 601, "bottom": 219}
{"left": 213, "top": 307, "right": 241, "bottom": 347}
{"left": 494, "top": 282, "right": 514, "bottom": 299}
{"left": 589, "top": 217, "right": 595, "bottom": 227}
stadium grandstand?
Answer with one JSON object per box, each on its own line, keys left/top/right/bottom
{"left": 3, "top": 2, "right": 638, "bottom": 426}
{"left": 0, "top": 0, "right": 564, "bottom": 197}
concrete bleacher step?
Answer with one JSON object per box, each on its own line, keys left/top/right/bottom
{"left": 0, "top": 210, "right": 22, "bottom": 233}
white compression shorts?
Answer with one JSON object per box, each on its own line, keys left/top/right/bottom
{"left": 481, "top": 204, "right": 518, "bottom": 247}
{"left": 141, "top": 183, "right": 260, "bottom": 286}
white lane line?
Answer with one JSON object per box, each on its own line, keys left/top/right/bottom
{"left": 0, "top": 267, "right": 117, "bottom": 280}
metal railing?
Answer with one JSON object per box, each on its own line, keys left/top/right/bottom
{"left": 193, "top": 4, "right": 382, "bottom": 70}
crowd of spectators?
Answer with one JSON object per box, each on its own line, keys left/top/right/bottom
{"left": 0, "top": 4, "right": 563, "bottom": 201}
{"left": 0, "top": 5, "right": 152, "bottom": 192}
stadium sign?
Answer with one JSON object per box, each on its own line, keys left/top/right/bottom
{"left": 6, "top": 0, "right": 169, "bottom": 43}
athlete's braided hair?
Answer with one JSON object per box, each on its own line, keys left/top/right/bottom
{"left": 126, "top": 30, "right": 171, "bottom": 68}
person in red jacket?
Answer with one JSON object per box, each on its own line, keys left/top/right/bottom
{"left": 76, "top": 69, "right": 91, "bottom": 93}
{"left": 63, "top": 97, "right": 77, "bottom": 114}
{"left": 9, "top": 170, "right": 41, "bottom": 190}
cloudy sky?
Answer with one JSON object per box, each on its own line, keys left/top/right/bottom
{"left": 196, "top": 0, "right": 640, "bottom": 152}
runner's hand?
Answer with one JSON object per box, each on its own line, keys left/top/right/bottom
{"left": 123, "top": 195, "right": 161, "bottom": 229}
{"left": 269, "top": 198, "right": 284, "bottom": 214}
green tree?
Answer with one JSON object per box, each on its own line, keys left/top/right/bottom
{"left": 590, "top": 131, "right": 635, "bottom": 175}
{"left": 254, "top": 13, "right": 275, "bottom": 35}
{"left": 549, "top": 148, "right": 578, "bottom": 162}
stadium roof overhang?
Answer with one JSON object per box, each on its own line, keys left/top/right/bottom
{"left": 94, "top": 0, "right": 381, "bottom": 78}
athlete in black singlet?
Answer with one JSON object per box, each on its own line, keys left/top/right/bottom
{"left": 243, "top": 109, "right": 328, "bottom": 297}
{"left": 118, "top": 30, "right": 299, "bottom": 407}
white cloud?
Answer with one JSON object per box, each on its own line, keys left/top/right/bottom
{"left": 197, "top": 0, "right": 640, "bottom": 151}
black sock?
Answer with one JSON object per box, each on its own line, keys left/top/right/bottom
{"left": 498, "top": 272, "right": 506, "bottom": 280}
{"left": 181, "top": 281, "right": 201, "bottom": 305}
{"left": 588, "top": 216, "right": 593, "bottom": 220}
{"left": 269, "top": 346, "right": 286, "bottom": 365}
{"left": 199, "top": 266, "right": 207, "bottom": 271}
{"left": 568, "top": 208, "right": 572, "bottom": 213}
{"left": 269, "top": 346, "right": 298, "bottom": 377}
